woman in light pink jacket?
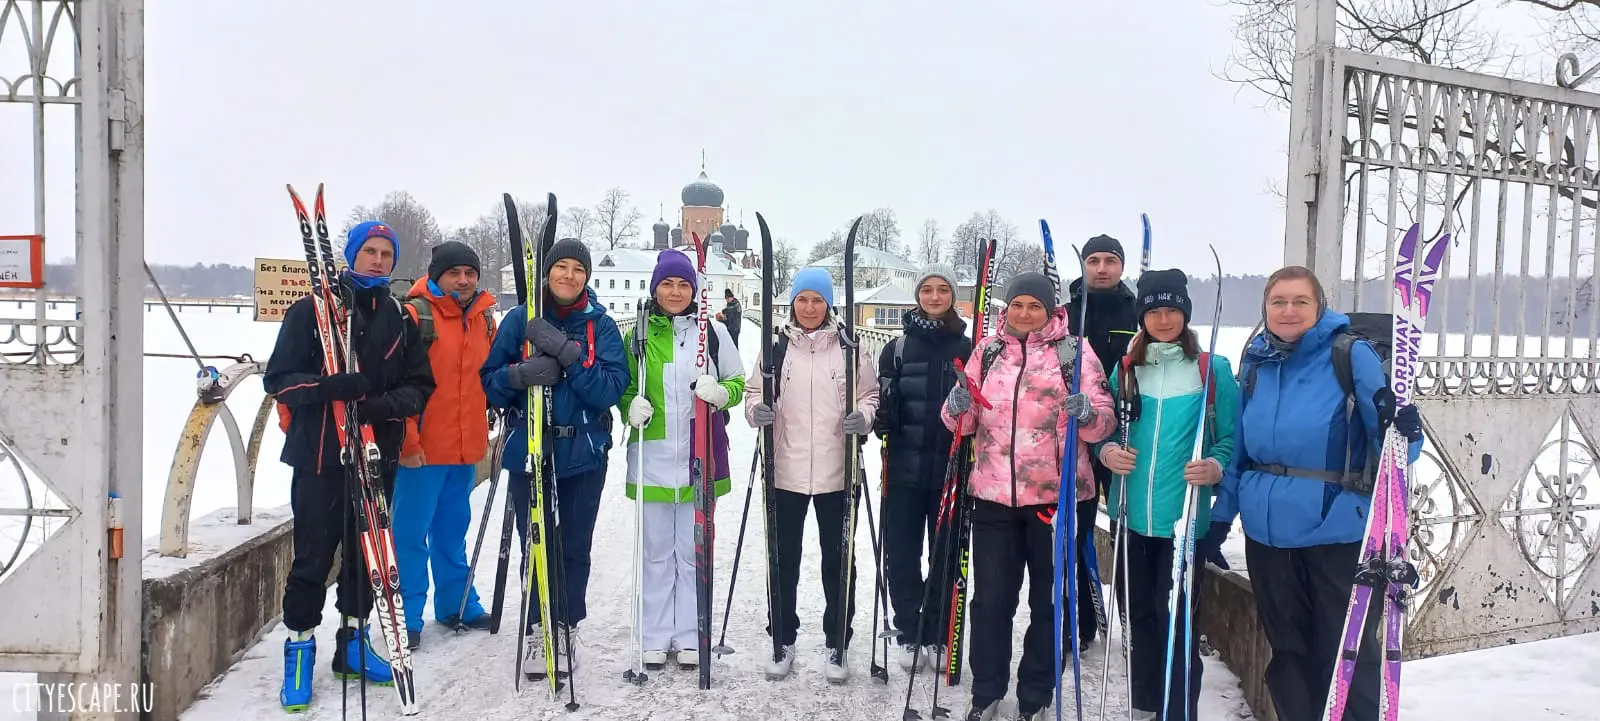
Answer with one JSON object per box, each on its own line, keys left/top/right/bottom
{"left": 939, "top": 271, "right": 1115, "bottom": 721}
{"left": 744, "top": 267, "right": 879, "bottom": 683}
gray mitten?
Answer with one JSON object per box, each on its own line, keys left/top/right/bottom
{"left": 945, "top": 382, "right": 972, "bottom": 415}
{"left": 751, "top": 403, "right": 776, "bottom": 427}
{"left": 1064, "top": 392, "right": 1095, "bottom": 423}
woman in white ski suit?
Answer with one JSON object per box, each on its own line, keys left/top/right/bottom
{"left": 621, "top": 249, "right": 745, "bottom": 670}
{"left": 744, "top": 267, "right": 879, "bottom": 683}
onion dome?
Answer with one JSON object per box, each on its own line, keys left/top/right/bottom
{"left": 681, "top": 171, "right": 724, "bottom": 208}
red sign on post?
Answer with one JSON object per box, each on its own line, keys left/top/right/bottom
{"left": 0, "top": 235, "right": 45, "bottom": 289}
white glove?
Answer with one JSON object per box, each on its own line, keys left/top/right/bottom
{"left": 693, "top": 374, "right": 730, "bottom": 409}
{"left": 627, "top": 396, "right": 654, "bottom": 428}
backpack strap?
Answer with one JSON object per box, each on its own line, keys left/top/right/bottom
{"left": 404, "top": 297, "right": 436, "bottom": 347}
{"left": 978, "top": 338, "right": 1006, "bottom": 380}
{"left": 770, "top": 332, "right": 792, "bottom": 402}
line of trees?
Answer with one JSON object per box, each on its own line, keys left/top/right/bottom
{"left": 335, "top": 187, "right": 647, "bottom": 294}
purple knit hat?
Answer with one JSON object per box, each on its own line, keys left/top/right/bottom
{"left": 650, "top": 249, "right": 698, "bottom": 293}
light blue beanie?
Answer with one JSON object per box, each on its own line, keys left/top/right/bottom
{"left": 789, "top": 267, "right": 835, "bottom": 306}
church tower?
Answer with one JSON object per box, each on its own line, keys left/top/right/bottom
{"left": 677, "top": 152, "right": 725, "bottom": 248}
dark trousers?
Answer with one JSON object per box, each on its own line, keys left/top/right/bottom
{"left": 967, "top": 499, "right": 1072, "bottom": 713}
{"left": 768, "top": 487, "right": 857, "bottom": 649}
{"left": 509, "top": 466, "right": 606, "bottom": 629}
{"left": 283, "top": 463, "right": 397, "bottom": 633}
{"left": 1246, "top": 538, "right": 1381, "bottom": 721}
{"left": 1074, "top": 496, "right": 1100, "bottom": 644}
{"left": 884, "top": 482, "right": 953, "bottom": 647}
{"left": 1117, "top": 529, "right": 1203, "bottom": 720}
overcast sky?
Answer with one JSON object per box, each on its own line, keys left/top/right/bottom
{"left": 0, "top": 0, "right": 1544, "bottom": 278}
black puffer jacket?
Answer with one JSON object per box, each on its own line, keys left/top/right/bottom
{"left": 872, "top": 310, "right": 974, "bottom": 490}
{"left": 1066, "top": 278, "right": 1139, "bottom": 378}
{"left": 264, "top": 279, "right": 435, "bottom": 474}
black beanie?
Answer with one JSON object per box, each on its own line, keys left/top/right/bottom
{"left": 1136, "top": 269, "right": 1192, "bottom": 325}
{"left": 1004, "top": 271, "right": 1058, "bottom": 313}
{"left": 545, "top": 238, "right": 592, "bottom": 277}
{"left": 1082, "top": 234, "right": 1125, "bottom": 263}
{"left": 427, "top": 241, "right": 481, "bottom": 282}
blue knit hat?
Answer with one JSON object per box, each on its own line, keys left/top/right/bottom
{"left": 789, "top": 267, "right": 835, "bottom": 306}
{"left": 650, "top": 249, "right": 697, "bottom": 293}
{"left": 344, "top": 221, "right": 398, "bottom": 289}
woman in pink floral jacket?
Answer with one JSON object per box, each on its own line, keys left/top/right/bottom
{"left": 940, "top": 271, "right": 1116, "bottom": 721}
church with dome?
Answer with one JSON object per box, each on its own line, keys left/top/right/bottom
{"left": 649, "top": 163, "right": 761, "bottom": 271}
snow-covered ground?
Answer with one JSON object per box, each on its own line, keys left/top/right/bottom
{"left": 3, "top": 303, "right": 1599, "bottom": 719}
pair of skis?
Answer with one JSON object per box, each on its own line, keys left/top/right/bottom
{"left": 901, "top": 236, "right": 998, "bottom": 721}
{"left": 1097, "top": 213, "right": 1153, "bottom": 720}
{"left": 507, "top": 194, "right": 580, "bottom": 711}
{"left": 285, "top": 184, "right": 418, "bottom": 716}
{"left": 1322, "top": 224, "right": 1446, "bottom": 721}
{"left": 1039, "top": 220, "right": 1090, "bottom": 721}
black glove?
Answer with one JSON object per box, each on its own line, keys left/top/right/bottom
{"left": 1196, "top": 521, "right": 1230, "bottom": 570}
{"left": 526, "top": 317, "right": 581, "bottom": 366}
{"left": 1375, "top": 388, "right": 1425, "bottom": 443}
{"left": 1392, "top": 404, "right": 1423, "bottom": 443}
{"left": 319, "top": 372, "right": 369, "bottom": 402}
{"left": 508, "top": 355, "right": 563, "bottom": 389}
{"left": 356, "top": 396, "right": 396, "bottom": 424}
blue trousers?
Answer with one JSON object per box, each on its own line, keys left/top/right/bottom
{"left": 507, "top": 466, "right": 606, "bottom": 628}
{"left": 393, "top": 463, "right": 486, "bottom": 631}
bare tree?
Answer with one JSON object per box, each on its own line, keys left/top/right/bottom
{"left": 341, "top": 190, "right": 445, "bottom": 281}
{"left": 1219, "top": 0, "right": 1502, "bottom": 110}
{"left": 850, "top": 208, "right": 904, "bottom": 255}
{"left": 917, "top": 219, "right": 943, "bottom": 265}
{"left": 594, "top": 187, "right": 644, "bottom": 250}
{"left": 771, "top": 240, "right": 800, "bottom": 295}
{"left": 948, "top": 210, "right": 1020, "bottom": 280}
{"left": 808, "top": 230, "right": 846, "bottom": 264}
{"left": 561, "top": 207, "right": 596, "bottom": 244}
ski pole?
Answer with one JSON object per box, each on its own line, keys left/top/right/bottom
{"left": 713, "top": 448, "right": 763, "bottom": 656}
{"left": 455, "top": 417, "right": 508, "bottom": 629}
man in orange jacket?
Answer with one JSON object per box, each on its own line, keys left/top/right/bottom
{"left": 392, "top": 241, "right": 499, "bottom": 650}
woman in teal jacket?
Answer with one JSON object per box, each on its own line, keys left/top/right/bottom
{"left": 1096, "top": 269, "right": 1238, "bottom": 721}
{"left": 1207, "top": 266, "right": 1423, "bottom": 721}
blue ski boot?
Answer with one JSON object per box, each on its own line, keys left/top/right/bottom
{"left": 331, "top": 624, "right": 394, "bottom": 686}
{"left": 279, "top": 635, "right": 315, "bottom": 712}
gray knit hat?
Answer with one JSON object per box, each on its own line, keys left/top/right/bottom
{"left": 1005, "top": 271, "right": 1059, "bottom": 314}
{"left": 915, "top": 263, "right": 958, "bottom": 293}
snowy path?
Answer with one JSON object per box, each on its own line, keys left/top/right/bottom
{"left": 180, "top": 331, "right": 1256, "bottom": 720}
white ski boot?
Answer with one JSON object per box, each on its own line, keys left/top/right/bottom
{"left": 897, "top": 643, "right": 927, "bottom": 672}
{"left": 676, "top": 648, "right": 700, "bottom": 669}
{"left": 963, "top": 699, "right": 999, "bottom": 721}
{"left": 553, "top": 624, "right": 579, "bottom": 676}
{"left": 824, "top": 648, "right": 849, "bottom": 684}
{"left": 522, "top": 626, "right": 545, "bottom": 681}
{"left": 764, "top": 644, "right": 795, "bottom": 680}
{"left": 640, "top": 649, "right": 668, "bottom": 671}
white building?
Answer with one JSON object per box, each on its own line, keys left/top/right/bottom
{"left": 501, "top": 246, "right": 751, "bottom": 315}
{"left": 811, "top": 246, "right": 922, "bottom": 291}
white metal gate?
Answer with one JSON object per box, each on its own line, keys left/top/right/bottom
{"left": 0, "top": 0, "right": 145, "bottom": 702}
{"left": 1287, "top": 0, "right": 1600, "bottom": 657}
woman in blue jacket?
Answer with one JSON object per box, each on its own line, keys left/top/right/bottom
{"left": 1206, "top": 266, "right": 1423, "bottom": 721}
{"left": 481, "top": 239, "right": 631, "bottom": 679}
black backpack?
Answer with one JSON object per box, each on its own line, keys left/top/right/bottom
{"left": 1240, "top": 311, "right": 1392, "bottom": 494}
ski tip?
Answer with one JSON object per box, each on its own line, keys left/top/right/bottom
{"left": 1039, "top": 218, "right": 1051, "bottom": 237}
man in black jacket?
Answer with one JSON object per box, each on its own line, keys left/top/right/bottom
{"left": 264, "top": 221, "right": 434, "bottom": 711}
{"left": 872, "top": 263, "right": 974, "bottom": 670}
{"left": 1065, "top": 234, "right": 1139, "bottom": 650}
{"left": 717, "top": 287, "right": 744, "bottom": 347}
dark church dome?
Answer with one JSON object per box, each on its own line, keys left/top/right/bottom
{"left": 681, "top": 171, "right": 724, "bottom": 208}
